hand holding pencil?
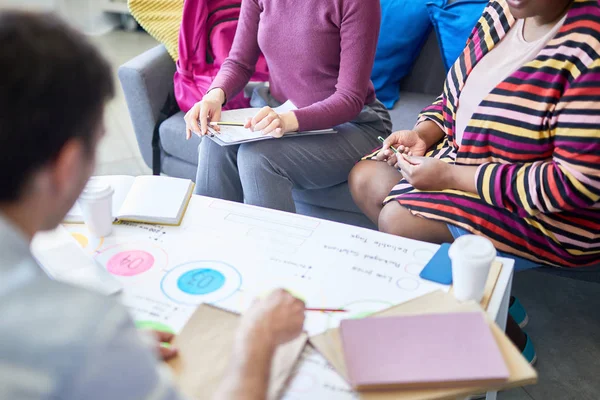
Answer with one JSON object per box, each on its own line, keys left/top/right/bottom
{"left": 184, "top": 89, "right": 225, "bottom": 139}
{"left": 375, "top": 131, "right": 428, "bottom": 168}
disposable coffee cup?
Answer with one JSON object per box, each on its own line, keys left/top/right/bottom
{"left": 448, "top": 235, "right": 496, "bottom": 302}
{"left": 78, "top": 181, "right": 114, "bottom": 238}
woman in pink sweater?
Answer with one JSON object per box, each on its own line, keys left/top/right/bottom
{"left": 184, "top": 0, "right": 392, "bottom": 212}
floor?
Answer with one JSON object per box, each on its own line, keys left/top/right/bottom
{"left": 94, "top": 29, "right": 600, "bottom": 400}
{"left": 90, "top": 29, "right": 158, "bottom": 176}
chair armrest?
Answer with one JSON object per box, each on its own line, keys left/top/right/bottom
{"left": 118, "top": 45, "right": 177, "bottom": 168}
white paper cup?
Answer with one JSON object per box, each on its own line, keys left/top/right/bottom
{"left": 78, "top": 181, "right": 114, "bottom": 238}
{"left": 448, "top": 235, "right": 496, "bottom": 302}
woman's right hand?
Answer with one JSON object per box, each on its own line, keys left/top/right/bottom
{"left": 375, "top": 130, "right": 429, "bottom": 167}
{"left": 184, "top": 89, "right": 225, "bottom": 139}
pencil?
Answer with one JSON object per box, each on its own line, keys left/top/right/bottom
{"left": 305, "top": 308, "right": 348, "bottom": 313}
{"left": 377, "top": 136, "right": 400, "bottom": 154}
{"left": 210, "top": 121, "right": 245, "bottom": 127}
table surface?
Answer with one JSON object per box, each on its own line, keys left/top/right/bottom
{"left": 60, "top": 195, "right": 515, "bottom": 399}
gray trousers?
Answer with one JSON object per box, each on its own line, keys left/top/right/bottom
{"left": 195, "top": 100, "right": 392, "bottom": 213}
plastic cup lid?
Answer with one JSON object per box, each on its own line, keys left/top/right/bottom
{"left": 448, "top": 234, "right": 496, "bottom": 261}
{"left": 79, "top": 180, "right": 114, "bottom": 200}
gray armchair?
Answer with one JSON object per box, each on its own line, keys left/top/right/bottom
{"left": 118, "top": 32, "right": 446, "bottom": 229}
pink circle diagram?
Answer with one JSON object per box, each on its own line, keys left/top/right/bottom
{"left": 107, "top": 250, "right": 155, "bottom": 277}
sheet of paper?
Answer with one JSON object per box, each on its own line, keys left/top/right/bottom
{"left": 208, "top": 101, "right": 334, "bottom": 145}
{"left": 64, "top": 196, "right": 448, "bottom": 338}
{"left": 167, "top": 304, "right": 307, "bottom": 400}
{"left": 31, "top": 226, "right": 122, "bottom": 295}
{"left": 282, "top": 345, "right": 358, "bottom": 400}
{"left": 65, "top": 175, "right": 135, "bottom": 223}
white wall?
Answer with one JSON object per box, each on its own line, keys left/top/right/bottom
{"left": 1, "top": 0, "right": 118, "bottom": 36}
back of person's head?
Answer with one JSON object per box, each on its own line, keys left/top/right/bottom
{"left": 0, "top": 10, "right": 114, "bottom": 203}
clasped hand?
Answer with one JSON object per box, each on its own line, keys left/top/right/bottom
{"left": 378, "top": 129, "right": 454, "bottom": 191}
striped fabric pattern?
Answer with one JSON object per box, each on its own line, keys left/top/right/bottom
{"left": 128, "top": 0, "right": 183, "bottom": 61}
{"left": 384, "top": 0, "right": 600, "bottom": 268}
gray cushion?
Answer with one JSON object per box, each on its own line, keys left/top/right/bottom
{"left": 293, "top": 182, "right": 360, "bottom": 213}
{"left": 400, "top": 31, "right": 446, "bottom": 96}
{"left": 389, "top": 91, "right": 439, "bottom": 130}
{"left": 159, "top": 111, "right": 201, "bottom": 165}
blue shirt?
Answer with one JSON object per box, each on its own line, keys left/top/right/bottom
{"left": 0, "top": 214, "right": 183, "bottom": 400}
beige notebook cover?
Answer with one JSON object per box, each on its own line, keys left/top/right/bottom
{"left": 310, "top": 291, "right": 538, "bottom": 400}
{"left": 167, "top": 304, "right": 307, "bottom": 400}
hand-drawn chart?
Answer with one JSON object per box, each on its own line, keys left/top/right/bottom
{"left": 161, "top": 260, "right": 242, "bottom": 306}
{"left": 62, "top": 196, "right": 449, "bottom": 399}
{"left": 95, "top": 242, "right": 168, "bottom": 282}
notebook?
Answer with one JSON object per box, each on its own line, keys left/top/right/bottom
{"left": 207, "top": 101, "right": 335, "bottom": 146}
{"left": 340, "top": 312, "right": 509, "bottom": 391}
{"left": 66, "top": 175, "right": 194, "bottom": 226}
{"left": 168, "top": 304, "right": 307, "bottom": 400}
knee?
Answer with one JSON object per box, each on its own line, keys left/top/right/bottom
{"left": 238, "top": 143, "right": 265, "bottom": 168}
{"left": 378, "top": 201, "right": 411, "bottom": 236}
{"left": 349, "top": 161, "right": 375, "bottom": 201}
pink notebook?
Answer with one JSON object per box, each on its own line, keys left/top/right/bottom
{"left": 340, "top": 312, "right": 509, "bottom": 391}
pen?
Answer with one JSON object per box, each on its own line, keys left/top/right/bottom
{"left": 377, "top": 135, "right": 403, "bottom": 155}
{"left": 305, "top": 308, "right": 348, "bottom": 313}
{"left": 210, "top": 121, "right": 245, "bottom": 127}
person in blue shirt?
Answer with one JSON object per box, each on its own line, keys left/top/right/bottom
{"left": 0, "top": 10, "right": 305, "bottom": 400}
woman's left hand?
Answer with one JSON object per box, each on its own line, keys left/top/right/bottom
{"left": 245, "top": 107, "right": 299, "bottom": 138}
{"left": 396, "top": 154, "right": 454, "bottom": 191}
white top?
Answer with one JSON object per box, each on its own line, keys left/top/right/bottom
{"left": 454, "top": 15, "right": 566, "bottom": 147}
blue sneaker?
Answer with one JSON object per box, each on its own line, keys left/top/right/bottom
{"left": 509, "top": 296, "right": 529, "bottom": 328}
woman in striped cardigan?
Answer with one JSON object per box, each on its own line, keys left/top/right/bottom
{"left": 350, "top": 0, "right": 600, "bottom": 271}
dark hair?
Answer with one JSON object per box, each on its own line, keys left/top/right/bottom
{"left": 0, "top": 10, "right": 114, "bottom": 202}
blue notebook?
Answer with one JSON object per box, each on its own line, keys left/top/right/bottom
{"left": 419, "top": 243, "right": 453, "bottom": 285}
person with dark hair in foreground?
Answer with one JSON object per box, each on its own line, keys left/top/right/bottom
{"left": 0, "top": 10, "right": 305, "bottom": 400}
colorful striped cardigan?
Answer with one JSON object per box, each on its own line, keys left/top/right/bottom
{"left": 386, "top": 0, "right": 600, "bottom": 267}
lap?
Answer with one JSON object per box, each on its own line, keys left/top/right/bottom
{"left": 238, "top": 122, "right": 383, "bottom": 190}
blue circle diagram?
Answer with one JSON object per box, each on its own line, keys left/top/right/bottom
{"left": 161, "top": 260, "right": 242, "bottom": 306}
{"left": 177, "top": 268, "right": 225, "bottom": 295}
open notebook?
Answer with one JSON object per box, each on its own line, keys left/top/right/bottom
{"left": 208, "top": 101, "right": 335, "bottom": 146}
{"left": 66, "top": 175, "right": 194, "bottom": 226}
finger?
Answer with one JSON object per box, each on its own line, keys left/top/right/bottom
{"left": 199, "top": 103, "right": 210, "bottom": 135}
{"left": 386, "top": 154, "right": 398, "bottom": 167}
{"left": 383, "top": 132, "right": 401, "bottom": 149}
{"left": 251, "top": 107, "right": 272, "bottom": 128}
{"left": 189, "top": 108, "right": 202, "bottom": 136}
{"left": 396, "top": 155, "right": 413, "bottom": 175}
{"left": 403, "top": 154, "right": 423, "bottom": 165}
{"left": 374, "top": 149, "right": 390, "bottom": 161}
{"left": 244, "top": 117, "right": 252, "bottom": 129}
{"left": 262, "top": 119, "right": 281, "bottom": 136}
{"left": 153, "top": 330, "right": 175, "bottom": 344}
{"left": 274, "top": 128, "right": 283, "bottom": 138}
{"left": 254, "top": 112, "right": 277, "bottom": 132}
{"left": 186, "top": 127, "right": 191, "bottom": 141}
{"left": 159, "top": 345, "right": 178, "bottom": 361}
